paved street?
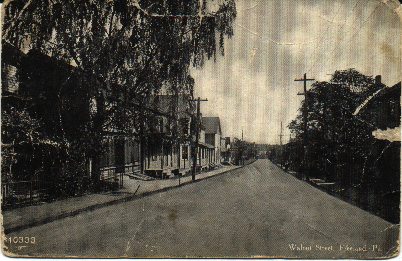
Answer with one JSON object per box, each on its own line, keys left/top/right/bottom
{"left": 4, "top": 160, "right": 398, "bottom": 258}
{"left": 3, "top": 165, "right": 240, "bottom": 233}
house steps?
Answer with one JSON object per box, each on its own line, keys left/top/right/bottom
{"left": 125, "top": 172, "right": 154, "bottom": 181}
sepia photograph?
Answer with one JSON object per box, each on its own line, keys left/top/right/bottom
{"left": 1, "top": 0, "right": 401, "bottom": 258}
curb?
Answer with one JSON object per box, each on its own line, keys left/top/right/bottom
{"left": 4, "top": 165, "right": 244, "bottom": 234}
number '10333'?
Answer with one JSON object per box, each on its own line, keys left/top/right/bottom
{"left": 5, "top": 237, "right": 36, "bottom": 244}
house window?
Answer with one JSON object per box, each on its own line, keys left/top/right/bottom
{"left": 182, "top": 146, "right": 188, "bottom": 160}
{"left": 180, "top": 118, "right": 190, "bottom": 135}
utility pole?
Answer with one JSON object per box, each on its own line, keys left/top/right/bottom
{"left": 279, "top": 122, "right": 284, "bottom": 168}
{"left": 288, "top": 132, "right": 292, "bottom": 172}
{"left": 295, "top": 73, "right": 315, "bottom": 181}
{"left": 241, "top": 129, "right": 244, "bottom": 165}
{"left": 191, "top": 97, "right": 208, "bottom": 181}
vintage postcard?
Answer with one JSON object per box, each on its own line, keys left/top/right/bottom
{"left": 1, "top": 0, "right": 401, "bottom": 258}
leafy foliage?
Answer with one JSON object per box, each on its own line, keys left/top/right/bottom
{"left": 2, "top": 0, "right": 236, "bottom": 193}
{"left": 286, "top": 69, "right": 400, "bottom": 223}
{"left": 288, "top": 69, "right": 383, "bottom": 182}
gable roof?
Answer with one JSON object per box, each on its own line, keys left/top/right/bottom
{"left": 202, "top": 117, "right": 222, "bottom": 135}
{"left": 355, "top": 81, "right": 401, "bottom": 131}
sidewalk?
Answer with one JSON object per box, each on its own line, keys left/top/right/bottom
{"left": 2, "top": 165, "right": 241, "bottom": 234}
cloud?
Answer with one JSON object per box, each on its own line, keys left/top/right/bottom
{"left": 190, "top": 0, "right": 401, "bottom": 144}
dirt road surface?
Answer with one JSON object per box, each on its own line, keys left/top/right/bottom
{"left": 3, "top": 160, "right": 398, "bottom": 258}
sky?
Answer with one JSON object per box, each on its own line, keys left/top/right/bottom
{"left": 190, "top": 0, "right": 402, "bottom": 144}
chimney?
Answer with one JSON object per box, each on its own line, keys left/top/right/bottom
{"left": 375, "top": 75, "right": 381, "bottom": 85}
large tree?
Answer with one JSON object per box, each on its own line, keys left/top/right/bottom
{"left": 2, "top": 0, "right": 236, "bottom": 185}
{"left": 287, "top": 69, "right": 402, "bottom": 223}
{"left": 288, "top": 69, "right": 383, "bottom": 183}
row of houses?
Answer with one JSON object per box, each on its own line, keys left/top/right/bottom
{"left": 100, "top": 114, "right": 230, "bottom": 180}
{"left": 1, "top": 43, "right": 231, "bottom": 184}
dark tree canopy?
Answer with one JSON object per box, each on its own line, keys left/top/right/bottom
{"left": 3, "top": 0, "right": 236, "bottom": 137}
{"left": 286, "top": 69, "right": 400, "bottom": 222}
{"left": 1, "top": 0, "right": 236, "bottom": 188}
{"left": 3, "top": 0, "right": 236, "bottom": 90}
{"left": 289, "top": 69, "right": 383, "bottom": 168}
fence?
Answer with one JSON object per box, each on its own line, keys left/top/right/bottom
{"left": 2, "top": 164, "right": 141, "bottom": 209}
{"left": 2, "top": 180, "right": 47, "bottom": 209}
{"left": 100, "top": 163, "right": 140, "bottom": 188}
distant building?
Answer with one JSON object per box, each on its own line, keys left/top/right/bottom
{"left": 197, "top": 126, "right": 216, "bottom": 171}
{"left": 221, "top": 137, "right": 230, "bottom": 162}
{"left": 255, "top": 144, "right": 270, "bottom": 159}
{"left": 202, "top": 117, "right": 224, "bottom": 164}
